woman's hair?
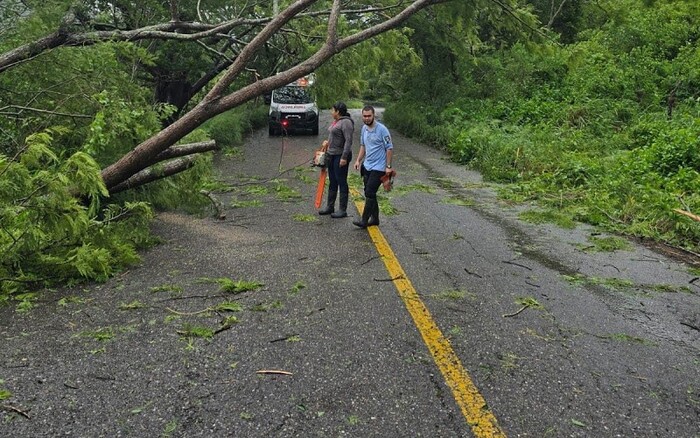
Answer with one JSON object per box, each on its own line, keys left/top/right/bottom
{"left": 332, "top": 101, "right": 349, "bottom": 117}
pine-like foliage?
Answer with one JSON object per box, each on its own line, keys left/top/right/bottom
{"left": 0, "top": 128, "right": 153, "bottom": 307}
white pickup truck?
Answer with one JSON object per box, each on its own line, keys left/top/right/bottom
{"left": 268, "top": 76, "right": 319, "bottom": 136}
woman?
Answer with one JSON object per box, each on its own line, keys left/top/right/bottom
{"left": 318, "top": 101, "right": 354, "bottom": 218}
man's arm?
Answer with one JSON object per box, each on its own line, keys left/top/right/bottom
{"left": 354, "top": 125, "right": 366, "bottom": 170}
{"left": 383, "top": 125, "right": 394, "bottom": 171}
{"left": 354, "top": 145, "right": 366, "bottom": 170}
{"left": 385, "top": 148, "right": 393, "bottom": 171}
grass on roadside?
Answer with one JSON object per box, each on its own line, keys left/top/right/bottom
{"left": 576, "top": 235, "right": 631, "bottom": 252}
{"left": 198, "top": 277, "right": 263, "bottom": 294}
{"left": 520, "top": 209, "right": 577, "bottom": 229}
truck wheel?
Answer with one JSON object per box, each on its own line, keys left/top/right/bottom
{"left": 312, "top": 121, "right": 319, "bottom": 136}
{"left": 269, "top": 125, "right": 277, "bottom": 136}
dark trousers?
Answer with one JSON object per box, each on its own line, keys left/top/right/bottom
{"left": 328, "top": 153, "right": 351, "bottom": 198}
{"left": 361, "top": 166, "right": 383, "bottom": 201}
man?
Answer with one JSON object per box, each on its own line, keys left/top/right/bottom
{"left": 352, "top": 105, "right": 393, "bottom": 228}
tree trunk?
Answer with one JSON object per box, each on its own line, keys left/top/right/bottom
{"left": 110, "top": 156, "right": 199, "bottom": 194}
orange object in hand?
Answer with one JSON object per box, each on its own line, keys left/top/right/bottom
{"left": 314, "top": 167, "right": 327, "bottom": 208}
{"left": 381, "top": 169, "right": 397, "bottom": 191}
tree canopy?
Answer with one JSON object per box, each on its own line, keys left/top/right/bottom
{"left": 384, "top": 0, "right": 700, "bottom": 253}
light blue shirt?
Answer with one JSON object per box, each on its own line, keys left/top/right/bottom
{"left": 361, "top": 122, "right": 393, "bottom": 171}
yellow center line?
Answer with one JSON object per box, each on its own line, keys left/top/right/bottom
{"left": 352, "top": 192, "right": 506, "bottom": 437}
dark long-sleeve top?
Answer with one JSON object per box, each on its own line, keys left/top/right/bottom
{"left": 327, "top": 116, "right": 354, "bottom": 160}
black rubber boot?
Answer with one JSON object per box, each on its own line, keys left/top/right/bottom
{"left": 318, "top": 191, "right": 336, "bottom": 215}
{"left": 353, "top": 197, "right": 374, "bottom": 228}
{"left": 367, "top": 198, "right": 380, "bottom": 226}
{"left": 331, "top": 192, "right": 348, "bottom": 218}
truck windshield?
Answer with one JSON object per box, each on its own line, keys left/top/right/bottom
{"left": 274, "top": 86, "right": 313, "bottom": 104}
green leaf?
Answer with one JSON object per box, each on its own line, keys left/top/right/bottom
{"left": 571, "top": 419, "right": 587, "bottom": 427}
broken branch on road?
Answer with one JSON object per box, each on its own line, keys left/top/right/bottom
{"left": 680, "top": 321, "right": 700, "bottom": 332}
{"left": 463, "top": 267, "right": 483, "bottom": 278}
{"left": 503, "top": 260, "right": 533, "bottom": 271}
{"left": 502, "top": 305, "right": 530, "bottom": 318}
{"left": 201, "top": 190, "right": 226, "bottom": 220}
{"left": 374, "top": 275, "right": 404, "bottom": 282}
{"left": 1, "top": 404, "right": 30, "bottom": 419}
{"left": 256, "top": 370, "right": 292, "bottom": 376}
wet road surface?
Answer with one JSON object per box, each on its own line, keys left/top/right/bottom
{"left": 1, "top": 109, "right": 698, "bottom": 437}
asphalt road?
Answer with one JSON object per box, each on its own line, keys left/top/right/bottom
{"left": 1, "top": 109, "right": 699, "bottom": 437}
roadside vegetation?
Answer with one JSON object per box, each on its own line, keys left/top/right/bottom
{"left": 382, "top": 0, "right": 700, "bottom": 254}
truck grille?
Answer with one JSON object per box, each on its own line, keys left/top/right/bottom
{"left": 281, "top": 112, "right": 313, "bottom": 122}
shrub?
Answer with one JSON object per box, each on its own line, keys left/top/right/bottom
{"left": 203, "top": 103, "right": 268, "bottom": 147}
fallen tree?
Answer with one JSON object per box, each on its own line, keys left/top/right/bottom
{"left": 99, "top": 0, "right": 456, "bottom": 193}
{"left": 1, "top": 0, "right": 538, "bottom": 298}
{"left": 1, "top": 0, "right": 462, "bottom": 194}
{"left": 109, "top": 142, "right": 217, "bottom": 194}
{"left": 2, "top": 0, "right": 541, "bottom": 194}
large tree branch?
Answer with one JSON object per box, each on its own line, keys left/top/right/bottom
{"left": 0, "top": 3, "right": 401, "bottom": 74}
{"left": 109, "top": 156, "right": 199, "bottom": 194}
{"left": 154, "top": 141, "right": 218, "bottom": 161}
{"left": 108, "top": 141, "right": 217, "bottom": 193}
{"left": 100, "top": 0, "right": 454, "bottom": 192}
{"left": 0, "top": 105, "right": 91, "bottom": 119}
{"left": 0, "top": 13, "right": 259, "bottom": 74}
{"left": 206, "top": 0, "right": 318, "bottom": 99}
